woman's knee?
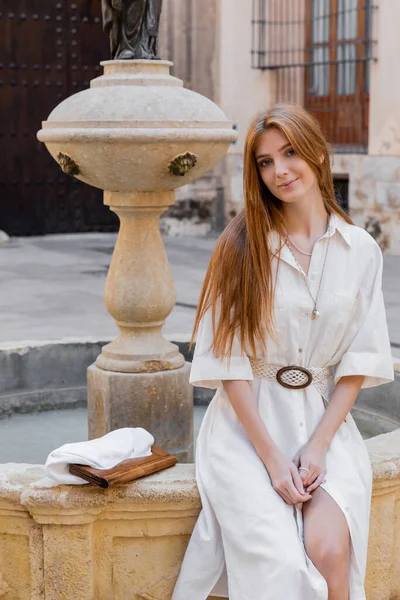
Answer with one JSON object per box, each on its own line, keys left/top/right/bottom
{"left": 306, "top": 537, "right": 349, "bottom": 576}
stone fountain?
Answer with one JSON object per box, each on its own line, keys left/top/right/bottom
{"left": 37, "top": 52, "right": 236, "bottom": 460}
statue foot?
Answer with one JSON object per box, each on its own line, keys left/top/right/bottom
{"left": 115, "top": 48, "right": 161, "bottom": 61}
{"left": 117, "top": 49, "right": 137, "bottom": 60}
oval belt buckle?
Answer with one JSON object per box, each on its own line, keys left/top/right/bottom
{"left": 276, "top": 366, "right": 313, "bottom": 390}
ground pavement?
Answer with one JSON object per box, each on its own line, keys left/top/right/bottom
{"left": 0, "top": 232, "right": 399, "bottom": 349}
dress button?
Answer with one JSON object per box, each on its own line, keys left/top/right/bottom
{"left": 298, "top": 348, "right": 303, "bottom": 353}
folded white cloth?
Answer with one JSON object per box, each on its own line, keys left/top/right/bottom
{"left": 45, "top": 427, "right": 154, "bottom": 485}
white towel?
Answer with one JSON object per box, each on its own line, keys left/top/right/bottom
{"left": 45, "top": 427, "right": 154, "bottom": 485}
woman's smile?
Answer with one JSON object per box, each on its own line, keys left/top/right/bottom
{"left": 278, "top": 177, "right": 299, "bottom": 190}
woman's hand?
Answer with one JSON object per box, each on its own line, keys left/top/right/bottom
{"left": 293, "top": 440, "right": 327, "bottom": 493}
{"left": 264, "top": 448, "right": 312, "bottom": 505}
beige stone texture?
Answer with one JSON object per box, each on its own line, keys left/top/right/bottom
{"left": 37, "top": 61, "right": 236, "bottom": 193}
{"left": 0, "top": 430, "right": 400, "bottom": 599}
{"left": 0, "top": 463, "right": 200, "bottom": 600}
{"left": 368, "top": 0, "right": 400, "bottom": 156}
{"left": 158, "top": 0, "right": 218, "bottom": 102}
{"left": 156, "top": 0, "right": 225, "bottom": 236}
{"left": 162, "top": 174, "right": 223, "bottom": 236}
{"left": 365, "top": 429, "right": 400, "bottom": 600}
{"left": 97, "top": 191, "right": 182, "bottom": 374}
{"left": 332, "top": 153, "right": 400, "bottom": 254}
{"left": 210, "top": 0, "right": 274, "bottom": 219}
{"left": 87, "top": 362, "right": 194, "bottom": 461}
{"left": 215, "top": 0, "right": 273, "bottom": 154}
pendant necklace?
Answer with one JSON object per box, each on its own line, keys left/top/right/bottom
{"left": 284, "top": 220, "right": 331, "bottom": 320}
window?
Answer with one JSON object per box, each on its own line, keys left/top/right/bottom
{"left": 251, "top": 0, "right": 376, "bottom": 152}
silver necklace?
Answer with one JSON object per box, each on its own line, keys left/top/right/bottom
{"left": 285, "top": 231, "right": 331, "bottom": 320}
{"left": 283, "top": 219, "right": 330, "bottom": 256}
{"left": 286, "top": 235, "right": 313, "bottom": 256}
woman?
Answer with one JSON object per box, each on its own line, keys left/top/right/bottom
{"left": 171, "top": 104, "right": 393, "bottom": 600}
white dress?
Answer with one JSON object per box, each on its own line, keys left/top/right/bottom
{"left": 172, "top": 214, "right": 394, "bottom": 600}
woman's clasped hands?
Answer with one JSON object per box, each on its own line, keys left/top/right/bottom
{"left": 264, "top": 439, "right": 327, "bottom": 505}
{"left": 293, "top": 438, "right": 328, "bottom": 494}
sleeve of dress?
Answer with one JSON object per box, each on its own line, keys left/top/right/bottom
{"left": 334, "top": 239, "right": 394, "bottom": 388}
{"left": 189, "top": 304, "right": 254, "bottom": 389}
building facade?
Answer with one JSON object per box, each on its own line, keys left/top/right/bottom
{"left": 2, "top": 0, "right": 399, "bottom": 247}
{"left": 213, "top": 0, "right": 400, "bottom": 253}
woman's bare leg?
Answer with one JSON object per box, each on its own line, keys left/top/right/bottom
{"left": 302, "top": 487, "right": 350, "bottom": 600}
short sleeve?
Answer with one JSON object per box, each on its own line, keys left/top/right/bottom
{"left": 334, "top": 239, "right": 394, "bottom": 388}
{"left": 189, "top": 304, "right": 254, "bottom": 389}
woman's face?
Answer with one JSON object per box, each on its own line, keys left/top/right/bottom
{"left": 255, "top": 127, "right": 319, "bottom": 204}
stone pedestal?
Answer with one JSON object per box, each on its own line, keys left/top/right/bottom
{"left": 88, "top": 363, "right": 193, "bottom": 461}
{"left": 96, "top": 191, "right": 182, "bottom": 374}
{"left": 87, "top": 190, "right": 193, "bottom": 460}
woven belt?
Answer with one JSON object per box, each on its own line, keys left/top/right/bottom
{"left": 248, "top": 357, "right": 331, "bottom": 405}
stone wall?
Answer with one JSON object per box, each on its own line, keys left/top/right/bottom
{"left": 157, "top": 0, "right": 225, "bottom": 235}
{"left": 368, "top": 0, "right": 400, "bottom": 158}
{"left": 0, "top": 429, "right": 400, "bottom": 599}
{"left": 160, "top": 174, "right": 226, "bottom": 236}
{"left": 332, "top": 154, "right": 400, "bottom": 254}
{"left": 159, "top": 0, "right": 217, "bottom": 102}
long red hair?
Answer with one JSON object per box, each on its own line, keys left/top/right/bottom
{"left": 191, "top": 103, "right": 352, "bottom": 358}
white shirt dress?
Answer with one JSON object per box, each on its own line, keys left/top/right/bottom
{"left": 172, "top": 214, "right": 394, "bottom": 600}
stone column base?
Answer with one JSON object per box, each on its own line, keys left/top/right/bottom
{"left": 87, "top": 362, "right": 194, "bottom": 462}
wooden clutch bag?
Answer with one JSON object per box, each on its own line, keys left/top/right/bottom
{"left": 68, "top": 446, "right": 177, "bottom": 488}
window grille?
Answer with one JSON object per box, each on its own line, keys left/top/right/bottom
{"left": 251, "top": 0, "right": 377, "bottom": 153}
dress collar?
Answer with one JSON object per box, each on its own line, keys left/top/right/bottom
{"left": 327, "top": 213, "right": 352, "bottom": 247}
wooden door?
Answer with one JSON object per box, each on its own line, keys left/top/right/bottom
{"left": 305, "top": 0, "right": 371, "bottom": 150}
{"left": 0, "top": 0, "right": 117, "bottom": 235}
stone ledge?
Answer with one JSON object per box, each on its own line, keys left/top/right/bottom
{"left": 0, "top": 433, "right": 399, "bottom": 599}
{"left": 366, "top": 428, "right": 400, "bottom": 488}
{"left": 0, "top": 462, "right": 198, "bottom": 506}
{"left": 0, "top": 432, "right": 398, "bottom": 508}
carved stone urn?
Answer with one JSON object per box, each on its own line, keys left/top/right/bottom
{"left": 37, "top": 60, "right": 237, "bottom": 461}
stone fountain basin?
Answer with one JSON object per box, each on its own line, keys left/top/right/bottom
{"left": 37, "top": 123, "right": 235, "bottom": 192}
{"left": 37, "top": 61, "right": 237, "bottom": 192}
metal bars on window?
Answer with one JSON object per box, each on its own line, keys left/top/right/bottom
{"left": 251, "top": 0, "right": 377, "bottom": 152}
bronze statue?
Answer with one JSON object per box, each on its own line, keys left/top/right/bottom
{"left": 102, "top": 0, "right": 163, "bottom": 60}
